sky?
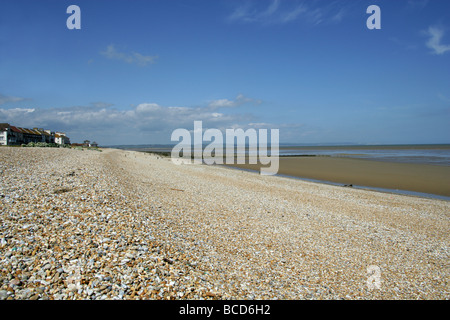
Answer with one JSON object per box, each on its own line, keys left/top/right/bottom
{"left": 0, "top": 0, "right": 449, "bottom": 146}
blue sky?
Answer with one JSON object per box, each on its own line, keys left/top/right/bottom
{"left": 0, "top": 0, "right": 449, "bottom": 145}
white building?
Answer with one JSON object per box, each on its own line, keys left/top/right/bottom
{"left": 54, "top": 132, "right": 71, "bottom": 145}
{"left": 0, "top": 127, "right": 7, "bottom": 146}
{"left": 0, "top": 123, "right": 70, "bottom": 146}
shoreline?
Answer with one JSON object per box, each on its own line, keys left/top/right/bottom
{"left": 134, "top": 148, "right": 450, "bottom": 199}
{"left": 222, "top": 165, "right": 450, "bottom": 202}
{"left": 117, "top": 148, "right": 450, "bottom": 201}
{"left": 223, "top": 156, "right": 450, "bottom": 198}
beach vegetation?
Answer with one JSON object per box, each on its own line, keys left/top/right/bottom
{"left": 22, "top": 142, "right": 71, "bottom": 148}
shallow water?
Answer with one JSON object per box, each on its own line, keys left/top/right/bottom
{"left": 279, "top": 145, "right": 450, "bottom": 166}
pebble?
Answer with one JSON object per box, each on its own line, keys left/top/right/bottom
{"left": 0, "top": 290, "right": 9, "bottom": 300}
{"left": 9, "top": 279, "right": 21, "bottom": 286}
{"left": 0, "top": 147, "right": 448, "bottom": 300}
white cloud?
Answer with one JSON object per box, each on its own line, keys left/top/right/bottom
{"left": 136, "top": 103, "right": 161, "bottom": 113}
{"left": 247, "top": 122, "right": 272, "bottom": 128}
{"left": 208, "top": 94, "right": 261, "bottom": 109}
{"left": 0, "top": 96, "right": 263, "bottom": 145}
{"left": 100, "top": 44, "right": 158, "bottom": 66}
{"left": 424, "top": 26, "right": 450, "bottom": 55}
{"left": 1, "top": 107, "right": 34, "bottom": 114}
{"left": 208, "top": 99, "right": 236, "bottom": 109}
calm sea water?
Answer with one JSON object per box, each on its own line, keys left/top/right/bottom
{"left": 114, "top": 144, "right": 450, "bottom": 166}
{"left": 278, "top": 145, "right": 450, "bottom": 166}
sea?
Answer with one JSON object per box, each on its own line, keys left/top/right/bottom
{"left": 111, "top": 144, "right": 450, "bottom": 166}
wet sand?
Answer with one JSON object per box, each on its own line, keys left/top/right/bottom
{"left": 226, "top": 156, "right": 450, "bottom": 198}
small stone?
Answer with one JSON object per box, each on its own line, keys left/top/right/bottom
{"left": 99, "top": 285, "right": 109, "bottom": 292}
{"left": 9, "top": 279, "right": 21, "bottom": 286}
{"left": 0, "top": 290, "right": 9, "bottom": 300}
{"left": 17, "top": 288, "right": 32, "bottom": 299}
{"left": 20, "top": 274, "right": 29, "bottom": 282}
{"left": 67, "top": 284, "right": 79, "bottom": 293}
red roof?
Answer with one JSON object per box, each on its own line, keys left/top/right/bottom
{"left": 10, "top": 126, "right": 22, "bottom": 133}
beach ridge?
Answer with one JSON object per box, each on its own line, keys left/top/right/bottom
{"left": 1, "top": 147, "right": 448, "bottom": 300}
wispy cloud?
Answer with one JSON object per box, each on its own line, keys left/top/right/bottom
{"left": 228, "top": 0, "right": 280, "bottom": 23}
{"left": 227, "top": 0, "right": 351, "bottom": 26}
{"left": 331, "top": 8, "right": 346, "bottom": 23}
{"left": 406, "top": 0, "right": 429, "bottom": 10}
{"left": 438, "top": 93, "right": 450, "bottom": 103}
{"left": 0, "top": 94, "right": 27, "bottom": 105}
{"left": 100, "top": 44, "right": 158, "bottom": 66}
{"left": 424, "top": 26, "right": 450, "bottom": 55}
{"left": 281, "top": 4, "right": 307, "bottom": 23}
{"left": 262, "top": 0, "right": 281, "bottom": 17}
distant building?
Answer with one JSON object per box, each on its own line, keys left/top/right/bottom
{"left": 34, "top": 128, "right": 55, "bottom": 144}
{"left": 0, "top": 123, "right": 70, "bottom": 146}
{"left": 0, "top": 123, "right": 102, "bottom": 147}
{"left": 0, "top": 123, "right": 10, "bottom": 145}
{"left": 55, "top": 132, "right": 71, "bottom": 145}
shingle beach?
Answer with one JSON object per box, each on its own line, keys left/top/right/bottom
{"left": 0, "top": 147, "right": 448, "bottom": 300}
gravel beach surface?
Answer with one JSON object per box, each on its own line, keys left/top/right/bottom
{"left": 0, "top": 147, "right": 448, "bottom": 300}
